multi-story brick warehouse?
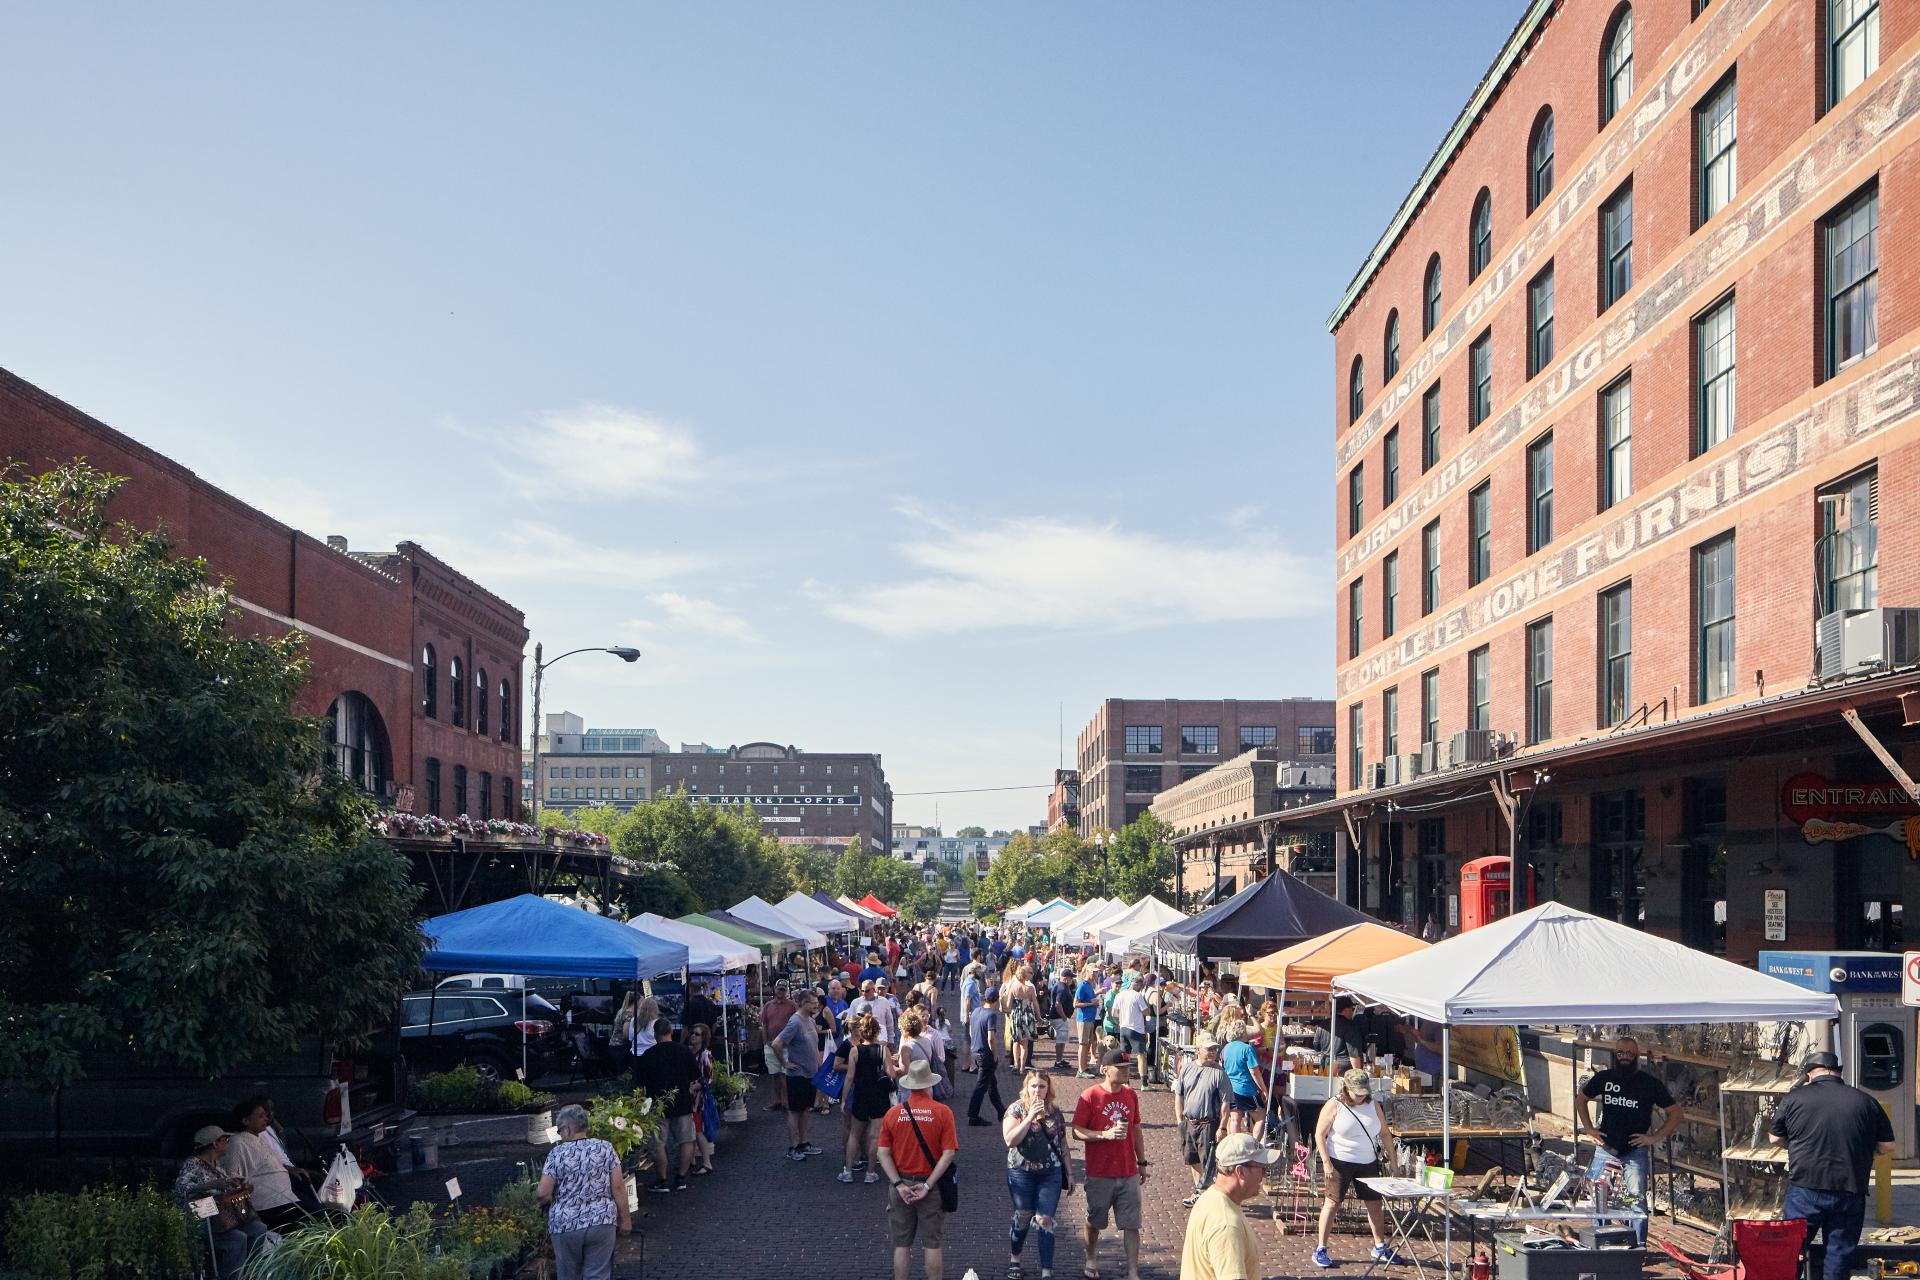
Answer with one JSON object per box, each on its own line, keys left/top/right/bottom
{"left": 655, "top": 742, "right": 893, "bottom": 853}
{"left": 1150, "top": 747, "right": 1338, "bottom": 907}
{"left": 1, "top": 368, "right": 528, "bottom": 819}
{"left": 1299, "top": 0, "right": 1919, "bottom": 960}
{"left": 1074, "top": 698, "right": 1336, "bottom": 834}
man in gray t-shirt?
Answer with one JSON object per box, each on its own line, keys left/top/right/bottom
{"left": 772, "top": 992, "right": 823, "bottom": 1161}
{"left": 1174, "top": 1035, "right": 1229, "bottom": 1202}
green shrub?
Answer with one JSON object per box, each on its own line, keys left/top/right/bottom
{"left": 489, "top": 1177, "right": 545, "bottom": 1240}
{"left": 242, "top": 1205, "right": 434, "bottom": 1280}
{"left": 412, "top": 1067, "right": 553, "bottom": 1113}
{"left": 2, "top": 1184, "right": 197, "bottom": 1279}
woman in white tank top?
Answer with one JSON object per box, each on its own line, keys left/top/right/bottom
{"left": 1311, "top": 1070, "right": 1404, "bottom": 1270}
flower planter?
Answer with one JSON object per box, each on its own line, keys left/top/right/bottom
{"left": 722, "top": 1101, "right": 748, "bottom": 1123}
{"left": 527, "top": 1110, "right": 556, "bottom": 1144}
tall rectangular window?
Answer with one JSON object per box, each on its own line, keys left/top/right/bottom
{"left": 1696, "top": 297, "right": 1736, "bottom": 452}
{"left": 1826, "top": 186, "right": 1879, "bottom": 376}
{"left": 1829, "top": 0, "right": 1879, "bottom": 107}
{"left": 1383, "top": 551, "right": 1400, "bottom": 637}
{"left": 1818, "top": 468, "right": 1878, "bottom": 615}
{"left": 1528, "top": 267, "right": 1555, "bottom": 376}
{"left": 1469, "top": 330, "right": 1493, "bottom": 426}
{"left": 1348, "top": 464, "right": 1365, "bottom": 537}
{"left": 1601, "top": 376, "right": 1633, "bottom": 509}
{"left": 1348, "top": 704, "right": 1365, "bottom": 790}
{"left": 1528, "top": 617, "right": 1554, "bottom": 742}
{"left": 1383, "top": 427, "right": 1400, "bottom": 503}
{"left": 1422, "top": 384, "right": 1441, "bottom": 471}
{"left": 1421, "top": 669, "right": 1440, "bottom": 745}
{"left": 1383, "top": 687, "right": 1400, "bottom": 757}
{"left": 1181, "top": 725, "right": 1220, "bottom": 755}
{"left": 1528, "top": 433, "right": 1554, "bottom": 552}
{"left": 426, "top": 757, "right": 442, "bottom": 817}
{"left": 1601, "top": 582, "right": 1634, "bottom": 727}
{"left": 1468, "top": 647, "right": 1490, "bottom": 731}
{"left": 1348, "top": 578, "right": 1365, "bottom": 658}
{"left": 1123, "top": 725, "right": 1162, "bottom": 754}
{"left": 1698, "top": 76, "right": 1737, "bottom": 222}
{"left": 1601, "top": 184, "right": 1633, "bottom": 309}
{"left": 1422, "top": 521, "right": 1441, "bottom": 615}
{"left": 1469, "top": 483, "right": 1492, "bottom": 586}
{"left": 1696, "top": 535, "right": 1737, "bottom": 702}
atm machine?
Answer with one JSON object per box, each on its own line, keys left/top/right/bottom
{"left": 1757, "top": 950, "right": 1916, "bottom": 1160}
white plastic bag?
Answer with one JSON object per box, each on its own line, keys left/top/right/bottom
{"left": 317, "top": 1148, "right": 363, "bottom": 1211}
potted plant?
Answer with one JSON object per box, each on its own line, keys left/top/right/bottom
{"left": 708, "top": 1064, "right": 751, "bottom": 1122}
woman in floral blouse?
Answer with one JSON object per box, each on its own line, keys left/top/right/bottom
{"left": 537, "top": 1103, "right": 629, "bottom": 1280}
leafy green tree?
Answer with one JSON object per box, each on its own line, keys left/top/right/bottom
{"left": 955, "top": 825, "right": 986, "bottom": 838}
{"left": 1105, "top": 812, "right": 1177, "bottom": 902}
{"left": 618, "top": 790, "right": 790, "bottom": 911}
{"left": 540, "top": 804, "right": 622, "bottom": 835}
{"left": 0, "top": 464, "right": 424, "bottom": 1089}
{"left": 780, "top": 843, "right": 838, "bottom": 895}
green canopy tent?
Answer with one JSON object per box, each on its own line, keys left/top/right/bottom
{"left": 678, "top": 912, "right": 794, "bottom": 964}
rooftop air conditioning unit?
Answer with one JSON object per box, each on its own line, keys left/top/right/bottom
{"left": 1431, "top": 738, "right": 1455, "bottom": 771}
{"left": 1831, "top": 607, "right": 1920, "bottom": 676}
{"left": 1419, "top": 741, "right": 1437, "bottom": 775}
{"left": 1452, "top": 728, "right": 1498, "bottom": 764}
{"left": 1366, "top": 763, "right": 1387, "bottom": 789}
{"left": 1816, "top": 609, "right": 1860, "bottom": 677}
{"left": 1381, "top": 755, "right": 1403, "bottom": 786}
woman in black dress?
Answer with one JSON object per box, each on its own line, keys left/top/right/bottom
{"left": 835, "top": 1013, "right": 895, "bottom": 1184}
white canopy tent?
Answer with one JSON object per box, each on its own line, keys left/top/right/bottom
{"left": 1046, "top": 896, "right": 1112, "bottom": 941}
{"left": 1331, "top": 902, "right": 1841, "bottom": 1266}
{"left": 1005, "top": 898, "right": 1045, "bottom": 921}
{"left": 775, "top": 891, "right": 863, "bottom": 935}
{"left": 1061, "top": 897, "right": 1133, "bottom": 948}
{"left": 1023, "top": 898, "right": 1078, "bottom": 928}
{"left": 728, "top": 895, "right": 827, "bottom": 950}
{"left": 1095, "top": 895, "right": 1185, "bottom": 955}
{"left": 836, "top": 894, "right": 882, "bottom": 922}
{"left": 629, "top": 912, "right": 759, "bottom": 972}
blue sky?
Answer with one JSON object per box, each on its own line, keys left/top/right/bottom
{"left": 1, "top": 1, "right": 1522, "bottom": 831}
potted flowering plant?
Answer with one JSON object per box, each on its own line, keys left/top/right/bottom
{"left": 708, "top": 1064, "right": 751, "bottom": 1121}
{"left": 586, "top": 1088, "right": 670, "bottom": 1173}
{"left": 369, "top": 811, "right": 453, "bottom": 840}
{"left": 542, "top": 826, "right": 611, "bottom": 850}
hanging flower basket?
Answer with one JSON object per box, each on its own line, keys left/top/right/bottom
{"left": 542, "top": 827, "right": 611, "bottom": 850}
{"left": 370, "top": 811, "right": 452, "bottom": 840}
{"left": 451, "top": 815, "right": 540, "bottom": 841}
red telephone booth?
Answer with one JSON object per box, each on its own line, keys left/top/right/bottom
{"left": 1460, "top": 856, "right": 1529, "bottom": 931}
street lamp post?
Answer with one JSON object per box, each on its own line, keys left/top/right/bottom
{"left": 526, "top": 642, "right": 641, "bottom": 823}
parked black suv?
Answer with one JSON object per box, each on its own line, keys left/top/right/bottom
{"left": 399, "top": 990, "right": 567, "bottom": 1083}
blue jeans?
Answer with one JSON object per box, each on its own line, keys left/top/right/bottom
{"left": 1782, "top": 1184, "right": 1866, "bottom": 1280}
{"left": 1586, "top": 1146, "right": 1650, "bottom": 1244}
{"left": 1008, "top": 1167, "right": 1064, "bottom": 1270}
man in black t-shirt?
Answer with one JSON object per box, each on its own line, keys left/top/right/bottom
{"left": 1576, "top": 1037, "right": 1678, "bottom": 1243}
{"left": 635, "top": 1019, "right": 700, "bottom": 1192}
{"left": 682, "top": 980, "right": 721, "bottom": 1038}
{"left": 1770, "top": 1051, "right": 1897, "bottom": 1280}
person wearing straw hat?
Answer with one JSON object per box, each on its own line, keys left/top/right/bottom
{"left": 1311, "top": 1068, "right": 1405, "bottom": 1269}
{"left": 876, "top": 1057, "right": 959, "bottom": 1280}
{"left": 1179, "top": 1132, "right": 1284, "bottom": 1280}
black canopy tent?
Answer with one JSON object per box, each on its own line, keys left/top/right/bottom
{"left": 1152, "top": 868, "right": 1374, "bottom": 964}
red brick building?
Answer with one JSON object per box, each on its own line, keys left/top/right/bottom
{"left": 1047, "top": 769, "right": 1080, "bottom": 833}
{"left": 1303, "top": 0, "right": 1920, "bottom": 960}
{"left": 2, "top": 368, "right": 527, "bottom": 819}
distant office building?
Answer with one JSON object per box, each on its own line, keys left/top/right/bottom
{"left": 1151, "top": 747, "right": 1336, "bottom": 907}
{"left": 1073, "top": 698, "right": 1336, "bottom": 833}
{"left": 525, "top": 712, "right": 667, "bottom": 813}
{"left": 655, "top": 742, "right": 892, "bottom": 852}
{"left": 892, "top": 829, "right": 1009, "bottom": 871}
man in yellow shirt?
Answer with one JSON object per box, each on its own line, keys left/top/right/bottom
{"left": 1179, "top": 1133, "right": 1281, "bottom": 1280}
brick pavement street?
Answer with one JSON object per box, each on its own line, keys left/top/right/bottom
{"left": 611, "top": 988, "right": 1345, "bottom": 1280}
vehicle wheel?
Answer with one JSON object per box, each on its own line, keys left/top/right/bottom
{"left": 467, "top": 1055, "right": 507, "bottom": 1086}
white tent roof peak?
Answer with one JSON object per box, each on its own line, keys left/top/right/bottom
{"left": 728, "top": 895, "right": 827, "bottom": 949}
{"left": 1096, "top": 896, "right": 1185, "bottom": 954}
{"left": 1048, "top": 897, "right": 1111, "bottom": 935}
{"left": 775, "top": 891, "right": 862, "bottom": 934}
{"left": 1333, "top": 901, "right": 1841, "bottom": 1025}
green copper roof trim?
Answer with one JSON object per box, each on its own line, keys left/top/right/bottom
{"left": 1327, "top": 0, "right": 1560, "bottom": 333}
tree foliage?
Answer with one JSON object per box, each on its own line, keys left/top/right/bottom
{"left": 954, "top": 825, "right": 986, "bottom": 838}
{"left": 617, "top": 790, "right": 791, "bottom": 909}
{"left": 968, "top": 815, "right": 1176, "bottom": 915}
{"left": 0, "top": 464, "right": 424, "bottom": 1089}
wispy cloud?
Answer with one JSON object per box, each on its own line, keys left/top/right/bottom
{"left": 416, "top": 520, "right": 707, "bottom": 587}
{"left": 827, "top": 515, "right": 1326, "bottom": 637}
{"left": 650, "top": 591, "right": 761, "bottom": 644}
{"left": 460, "top": 403, "right": 708, "bottom": 499}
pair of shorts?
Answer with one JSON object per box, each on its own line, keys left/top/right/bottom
{"left": 887, "top": 1184, "right": 946, "bottom": 1247}
{"left": 1074, "top": 1020, "right": 1097, "bottom": 1045}
{"left": 1083, "top": 1174, "right": 1142, "bottom": 1230}
{"left": 785, "top": 1076, "right": 817, "bottom": 1111}
{"left": 1052, "top": 1019, "right": 1069, "bottom": 1044}
{"left": 663, "top": 1113, "right": 695, "bottom": 1146}
{"left": 763, "top": 1045, "right": 783, "bottom": 1075}
{"left": 1181, "top": 1117, "right": 1218, "bottom": 1165}
{"left": 1228, "top": 1090, "right": 1260, "bottom": 1112}
{"left": 1121, "top": 1030, "right": 1149, "bottom": 1055}
{"left": 1326, "top": 1157, "right": 1383, "bottom": 1201}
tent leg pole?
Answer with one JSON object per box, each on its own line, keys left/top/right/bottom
{"left": 1265, "top": 985, "right": 1287, "bottom": 1144}
{"left": 1443, "top": 1027, "right": 1453, "bottom": 1274}
{"left": 522, "top": 987, "right": 528, "bottom": 1084}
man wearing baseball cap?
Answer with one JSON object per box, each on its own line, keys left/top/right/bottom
{"left": 1180, "top": 1133, "right": 1283, "bottom": 1280}
{"left": 1769, "top": 1050, "right": 1896, "bottom": 1280}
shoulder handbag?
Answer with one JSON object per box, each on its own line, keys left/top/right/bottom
{"left": 1336, "top": 1098, "right": 1385, "bottom": 1165}
{"left": 1037, "top": 1107, "right": 1073, "bottom": 1194}
{"left": 904, "top": 1107, "right": 960, "bottom": 1212}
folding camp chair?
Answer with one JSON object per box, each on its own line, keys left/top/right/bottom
{"left": 1654, "top": 1218, "right": 1808, "bottom": 1280}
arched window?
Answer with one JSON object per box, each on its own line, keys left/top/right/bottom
{"left": 475, "top": 667, "right": 488, "bottom": 737}
{"left": 498, "top": 678, "right": 513, "bottom": 743}
{"left": 420, "top": 645, "right": 437, "bottom": 719}
{"left": 1602, "top": 7, "right": 1633, "bottom": 125}
{"left": 325, "top": 692, "right": 390, "bottom": 795}
{"left": 1528, "top": 108, "right": 1556, "bottom": 211}
{"left": 450, "top": 656, "right": 465, "bottom": 728}
{"left": 1470, "top": 189, "right": 1493, "bottom": 280}
{"left": 1423, "top": 255, "right": 1443, "bottom": 336}
{"left": 1383, "top": 311, "right": 1401, "bottom": 379}
{"left": 1348, "top": 357, "right": 1365, "bottom": 424}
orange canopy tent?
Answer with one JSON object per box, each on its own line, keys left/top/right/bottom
{"left": 858, "top": 894, "right": 898, "bottom": 918}
{"left": 1241, "top": 922, "right": 1430, "bottom": 991}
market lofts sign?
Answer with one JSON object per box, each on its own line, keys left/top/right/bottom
{"left": 1336, "top": 344, "right": 1920, "bottom": 699}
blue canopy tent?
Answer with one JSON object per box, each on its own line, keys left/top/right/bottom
{"left": 420, "top": 894, "right": 691, "bottom": 1078}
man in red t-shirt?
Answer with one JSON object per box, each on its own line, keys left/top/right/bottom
{"left": 876, "top": 1060, "right": 959, "bottom": 1280}
{"left": 1073, "top": 1047, "right": 1149, "bottom": 1280}
{"left": 760, "top": 979, "right": 798, "bottom": 1112}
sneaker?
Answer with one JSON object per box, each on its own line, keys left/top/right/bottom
{"left": 649, "top": 1180, "right": 673, "bottom": 1194}
{"left": 1313, "top": 1246, "right": 1333, "bottom": 1268}
{"left": 851, "top": 1159, "right": 867, "bottom": 1171}
{"left": 837, "top": 1168, "right": 854, "bottom": 1184}
{"left": 787, "top": 1147, "right": 808, "bottom": 1162}
{"left": 799, "top": 1142, "right": 823, "bottom": 1156}
{"left": 1371, "top": 1244, "right": 1409, "bottom": 1265}
{"left": 1180, "top": 1193, "right": 1200, "bottom": 1207}
{"left": 674, "top": 1179, "right": 689, "bottom": 1191}
{"left": 864, "top": 1170, "right": 879, "bottom": 1183}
